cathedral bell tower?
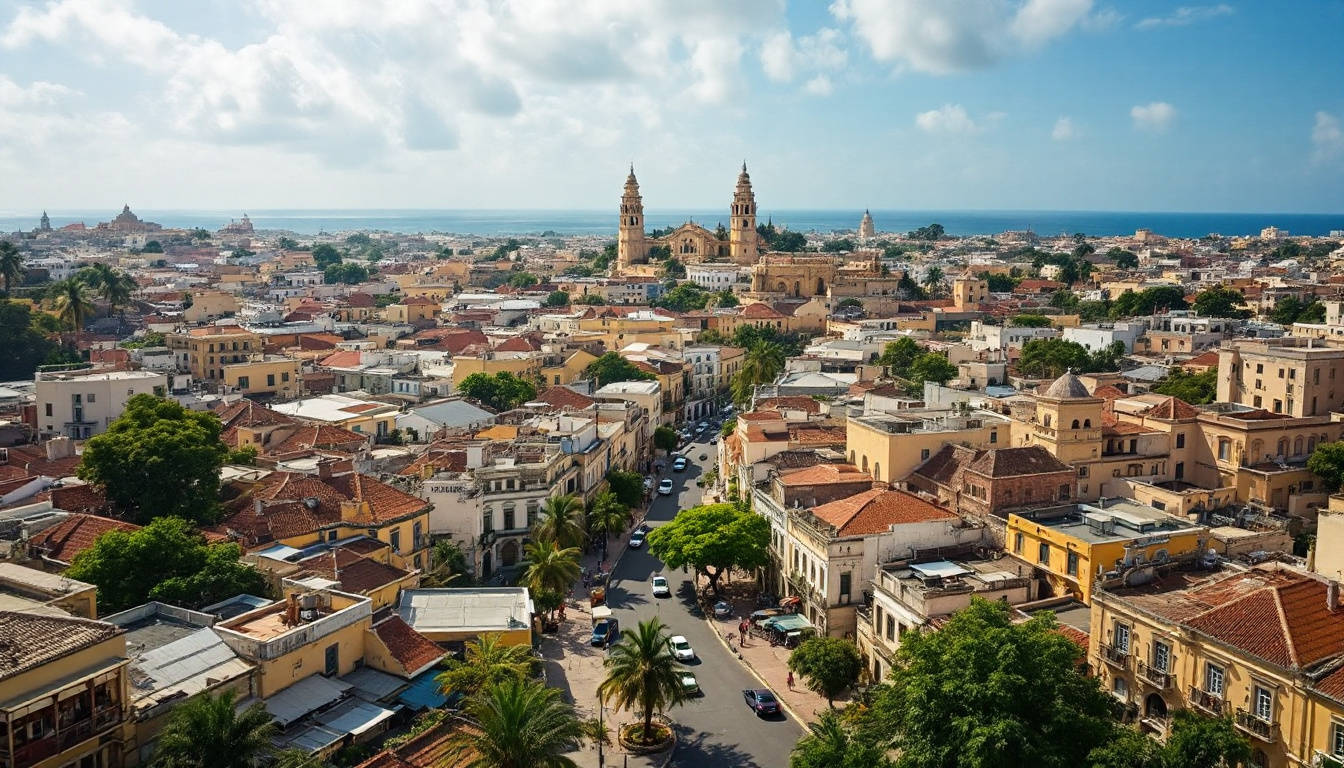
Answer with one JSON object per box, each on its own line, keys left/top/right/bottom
{"left": 729, "top": 163, "right": 759, "bottom": 265}
{"left": 617, "top": 166, "right": 647, "bottom": 273}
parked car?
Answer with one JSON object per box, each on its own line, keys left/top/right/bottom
{"left": 743, "top": 689, "right": 780, "bottom": 716}
{"left": 712, "top": 601, "right": 733, "bottom": 619}
{"left": 710, "top": 435, "right": 719, "bottom": 445}
{"left": 679, "top": 671, "right": 701, "bottom": 695}
{"left": 658, "top": 479, "right": 674, "bottom": 495}
{"left": 669, "top": 635, "right": 696, "bottom": 661}
{"left": 651, "top": 575, "right": 670, "bottom": 597}
{"left": 672, "top": 456, "right": 689, "bottom": 472}
{"left": 629, "top": 530, "right": 646, "bottom": 548}
{"left": 591, "top": 618, "right": 619, "bottom": 646}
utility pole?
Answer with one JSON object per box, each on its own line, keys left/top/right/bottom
{"left": 597, "top": 689, "right": 605, "bottom": 768}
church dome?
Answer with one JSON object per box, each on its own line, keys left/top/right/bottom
{"left": 1042, "top": 371, "right": 1090, "bottom": 399}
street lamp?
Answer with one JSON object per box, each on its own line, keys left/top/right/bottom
{"left": 597, "top": 689, "right": 605, "bottom": 768}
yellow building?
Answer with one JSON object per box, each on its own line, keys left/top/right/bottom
{"left": 271, "top": 394, "right": 400, "bottom": 438}
{"left": 846, "top": 410, "right": 1013, "bottom": 484}
{"left": 450, "top": 351, "right": 542, "bottom": 385}
{"left": 1217, "top": 338, "right": 1344, "bottom": 418}
{"left": 1005, "top": 498, "right": 1206, "bottom": 604}
{"left": 166, "top": 325, "right": 262, "bottom": 382}
{"left": 181, "top": 290, "right": 240, "bottom": 324}
{"left": 383, "top": 297, "right": 440, "bottom": 324}
{"left": 0, "top": 563, "right": 99, "bottom": 618}
{"left": 1091, "top": 563, "right": 1344, "bottom": 768}
{"left": 0, "top": 612, "right": 130, "bottom": 768}
{"left": 223, "top": 356, "right": 302, "bottom": 398}
{"left": 540, "top": 349, "right": 598, "bottom": 388}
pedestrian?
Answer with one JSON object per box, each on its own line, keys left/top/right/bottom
{"left": 738, "top": 635, "right": 745, "bottom": 650}
{"left": 787, "top": 671, "right": 794, "bottom": 689}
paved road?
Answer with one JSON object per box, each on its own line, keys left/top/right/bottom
{"left": 605, "top": 436, "right": 805, "bottom": 768}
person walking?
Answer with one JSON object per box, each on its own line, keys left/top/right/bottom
{"left": 786, "top": 671, "right": 794, "bottom": 689}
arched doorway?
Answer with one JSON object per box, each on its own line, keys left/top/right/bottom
{"left": 1144, "top": 693, "right": 1168, "bottom": 719}
{"left": 500, "top": 540, "right": 520, "bottom": 567}
{"left": 793, "top": 281, "right": 801, "bottom": 297}
{"left": 816, "top": 278, "right": 826, "bottom": 295}
{"left": 482, "top": 550, "right": 493, "bottom": 578}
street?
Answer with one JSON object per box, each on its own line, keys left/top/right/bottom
{"left": 605, "top": 435, "right": 806, "bottom": 768}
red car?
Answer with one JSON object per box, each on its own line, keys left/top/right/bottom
{"left": 742, "top": 689, "right": 780, "bottom": 716}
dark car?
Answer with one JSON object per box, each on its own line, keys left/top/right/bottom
{"left": 743, "top": 689, "right": 780, "bottom": 715}
{"left": 591, "top": 618, "right": 619, "bottom": 646}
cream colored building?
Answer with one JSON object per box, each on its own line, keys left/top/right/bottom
{"left": 847, "top": 409, "right": 1013, "bottom": 484}
{"left": 1217, "top": 338, "right": 1344, "bottom": 418}
{"left": 35, "top": 369, "right": 169, "bottom": 438}
{"left": 223, "top": 356, "right": 302, "bottom": 398}
{"left": 166, "top": 325, "right": 262, "bottom": 382}
{"left": 616, "top": 164, "right": 760, "bottom": 273}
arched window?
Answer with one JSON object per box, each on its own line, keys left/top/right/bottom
{"left": 1071, "top": 420, "right": 1080, "bottom": 429}
{"left": 1295, "top": 436, "right": 1304, "bottom": 456}
{"left": 1084, "top": 419, "right": 1091, "bottom": 428}
{"left": 1278, "top": 438, "right": 1290, "bottom": 457}
{"left": 862, "top": 456, "right": 869, "bottom": 472}
{"left": 1251, "top": 440, "right": 1263, "bottom": 459}
{"left": 850, "top": 450, "right": 856, "bottom": 464}
{"left": 873, "top": 462, "right": 881, "bottom": 481}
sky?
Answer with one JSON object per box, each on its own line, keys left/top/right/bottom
{"left": 0, "top": 0, "right": 1341, "bottom": 214}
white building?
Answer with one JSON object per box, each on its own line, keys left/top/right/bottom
{"left": 1062, "top": 321, "right": 1145, "bottom": 353}
{"left": 35, "top": 369, "right": 169, "bottom": 438}
{"left": 966, "top": 321, "right": 1059, "bottom": 352}
{"left": 686, "top": 263, "right": 752, "bottom": 293}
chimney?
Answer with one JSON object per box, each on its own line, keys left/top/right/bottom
{"left": 466, "top": 444, "right": 485, "bottom": 469}
{"left": 317, "top": 457, "right": 335, "bottom": 480}
{"left": 1329, "top": 580, "right": 1339, "bottom": 612}
{"left": 253, "top": 498, "right": 264, "bottom": 516}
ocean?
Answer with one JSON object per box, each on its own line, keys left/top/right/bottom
{"left": 3, "top": 209, "right": 1342, "bottom": 239}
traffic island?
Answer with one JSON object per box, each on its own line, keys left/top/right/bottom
{"left": 618, "top": 716, "right": 675, "bottom": 756}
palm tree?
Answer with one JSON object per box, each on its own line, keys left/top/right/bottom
{"left": 598, "top": 617, "right": 688, "bottom": 746}
{"left": 731, "top": 340, "right": 786, "bottom": 407}
{"left": 533, "top": 493, "right": 587, "bottom": 549}
{"left": 50, "top": 278, "right": 95, "bottom": 332}
{"left": 151, "top": 689, "right": 277, "bottom": 768}
{"left": 523, "top": 537, "right": 582, "bottom": 600}
{"left": 436, "top": 632, "right": 536, "bottom": 699}
{"left": 922, "top": 265, "right": 944, "bottom": 294}
{"left": 0, "top": 240, "right": 24, "bottom": 296}
{"left": 80, "top": 263, "right": 135, "bottom": 318}
{"left": 424, "top": 539, "right": 470, "bottom": 587}
{"left": 448, "top": 678, "right": 583, "bottom": 768}
{"left": 586, "top": 491, "right": 630, "bottom": 541}
{"left": 789, "top": 709, "right": 893, "bottom": 768}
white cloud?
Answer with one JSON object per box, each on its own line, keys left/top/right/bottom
{"left": 1131, "top": 102, "right": 1176, "bottom": 132}
{"left": 1136, "top": 4, "right": 1234, "bottom": 29}
{"left": 916, "top": 104, "right": 1002, "bottom": 134}
{"left": 759, "top": 28, "right": 846, "bottom": 93}
{"left": 1052, "top": 116, "right": 1080, "bottom": 140}
{"left": 830, "top": 0, "right": 1100, "bottom": 74}
{"left": 805, "top": 75, "right": 834, "bottom": 96}
{"left": 1313, "top": 111, "right": 1344, "bottom": 164}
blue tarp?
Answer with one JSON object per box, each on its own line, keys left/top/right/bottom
{"left": 398, "top": 669, "right": 456, "bottom": 711}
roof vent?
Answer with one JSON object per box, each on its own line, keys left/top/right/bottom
{"left": 304, "top": 497, "right": 320, "bottom": 509}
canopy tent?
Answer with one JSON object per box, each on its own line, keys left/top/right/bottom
{"left": 763, "top": 614, "right": 813, "bottom": 633}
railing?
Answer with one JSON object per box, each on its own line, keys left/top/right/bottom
{"left": 1189, "top": 686, "right": 1227, "bottom": 715}
{"left": 1234, "top": 709, "right": 1277, "bottom": 742}
{"left": 1099, "top": 643, "right": 1129, "bottom": 668}
{"left": 4, "top": 736, "right": 58, "bottom": 768}
{"left": 1136, "top": 660, "right": 1173, "bottom": 689}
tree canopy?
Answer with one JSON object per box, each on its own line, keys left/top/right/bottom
{"left": 645, "top": 503, "right": 770, "bottom": 595}
{"left": 908, "top": 352, "right": 958, "bottom": 390}
{"left": 67, "top": 516, "right": 268, "bottom": 614}
{"left": 456, "top": 371, "right": 537, "bottom": 412}
{"left": 787, "top": 637, "right": 862, "bottom": 706}
{"left": 605, "top": 469, "right": 645, "bottom": 508}
{"left": 1191, "top": 285, "right": 1252, "bottom": 319}
{"left": 864, "top": 597, "right": 1114, "bottom": 768}
{"left": 1088, "top": 711, "right": 1250, "bottom": 768}
{"left": 1111, "top": 286, "right": 1187, "bottom": 318}
{"left": 323, "top": 262, "right": 370, "bottom": 284}
{"left": 544, "top": 290, "right": 569, "bottom": 307}
{"left": 1010, "top": 314, "right": 1054, "bottom": 327}
{"left": 585, "top": 352, "right": 655, "bottom": 387}
{"left": 1018, "top": 338, "right": 1126, "bottom": 378}
{"left": 653, "top": 426, "right": 679, "bottom": 453}
{"left": 1107, "top": 247, "right": 1139, "bottom": 270}
{"left": 0, "top": 300, "right": 61, "bottom": 380}
{"left": 909, "top": 223, "right": 945, "bottom": 241}
{"left": 652, "top": 282, "right": 710, "bottom": 312}
{"left": 78, "top": 394, "right": 228, "bottom": 525}
{"left": 1151, "top": 368, "right": 1218, "bottom": 405}
{"left": 150, "top": 689, "right": 278, "bottom": 768}
{"left": 1308, "top": 441, "right": 1344, "bottom": 492}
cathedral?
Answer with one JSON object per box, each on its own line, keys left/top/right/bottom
{"left": 616, "top": 164, "right": 761, "bottom": 274}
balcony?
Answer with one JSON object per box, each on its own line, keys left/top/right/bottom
{"left": 1136, "top": 660, "right": 1174, "bottom": 690}
{"left": 1189, "top": 686, "right": 1227, "bottom": 715}
{"left": 1234, "top": 709, "right": 1277, "bottom": 743}
{"left": 1099, "top": 643, "right": 1130, "bottom": 669}
{"left": 3, "top": 707, "right": 119, "bottom": 768}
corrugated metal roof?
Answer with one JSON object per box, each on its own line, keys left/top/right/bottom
{"left": 131, "top": 628, "right": 252, "bottom": 702}
{"left": 263, "top": 675, "right": 351, "bottom": 727}
{"left": 341, "top": 667, "right": 407, "bottom": 703}
{"left": 315, "top": 698, "right": 396, "bottom": 736}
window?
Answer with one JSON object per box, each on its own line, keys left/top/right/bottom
{"left": 1112, "top": 675, "right": 1128, "bottom": 700}
{"left": 413, "top": 521, "right": 422, "bottom": 546}
{"left": 839, "top": 571, "right": 852, "bottom": 598}
{"left": 1175, "top": 433, "right": 1185, "bottom": 449}
{"left": 921, "top": 448, "right": 930, "bottom": 460}
{"left": 1038, "top": 542, "right": 1050, "bottom": 565}
{"left": 1278, "top": 368, "right": 1285, "bottom": 378}
{"left": 1114, "top": 622, "right": 1131, "bottom": 653}
{"left": 324, "top": 643, "right": 339, "bottom": 676}
{"left": 1205, "top": 663, "right": 1225, "bottom": 696}
{"left": 267, "top": 374, "right": 276, "bottom": 387}
{"left": 1014, "top": 532, "right": 1024, "bottom": 554}
{"left": 1059, "top": 484, "right": 1071, "bottom": 501}
{"left": 990, "top": 430, "right": 998, "bottom": 444}
{"left": 1218, "top": 439, "right": 1231, "bottom": 461}
{"left": 1078, "top": 466, "right": 1088, "bottom": 478}
{"left": 503, "top": 505, "right": 516, "bottom": 530}
{"left": 885, "top": 616, "right": 895, "bottom": 641}
{"left": 44, "top": 403, "right": 52, "bottom": 417}
{"left": 1253, "top": 395, "right": 1262, "bottom": 408}
{"left": 1256, "top": 363, "right": 1263, "bottom": 373}
{"left": 1333, "top": 722, "right": 1344, "bottom": 756}
{"left": 86, "top": 393, "right": 95, "bottom": 403}
{"left": 237, "top": 376, "right": 249, "bottom": 389}
{"left": 1253, "top": 685, "right": 1272, "bottom": 721}
{"left": 390, "top": 528, "right": 401, "bottom": 553}
{"left": 1273, "top": 399, "right": 1283, "bottom": 413}
{"left": 1153, "top": 640, "right": 1171, "bottom": 672}
{"left": 1066, "top": 551, "right": 1079, "bottom": 576}
{"left": 482, "top": 509, "right": 494, "bottom": 533}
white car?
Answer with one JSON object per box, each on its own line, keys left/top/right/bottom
{"left": 670, "top": 635, "right": 696, "bottom": 661}
{"left": 658, "top": 479, "right": 674, "bottom": 496}
{"left": 651, "top": 575, "right": 670, "bottom": 597}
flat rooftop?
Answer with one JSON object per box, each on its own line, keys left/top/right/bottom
{"left": 1013, "top": 498, "right": 1202, "bottom": 545}
{"left": 398, "top": 588, "right": 532, "bottom": 634}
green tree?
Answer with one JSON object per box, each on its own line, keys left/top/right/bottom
{"left": 1192, "top": 285, "right": 1252, "bottom": 319}
{"left": 719, "top": 417, "right": 737, "bottom": 439}
{"left": 1018, "top": 338, "right": 1092, "bottom": 378}
{"left": 77, "top": 394, "right": 228, "bottom": 525}
{"left": 151, "top": 690, "right": 276, "bottom": 768}
{"left": 586, "top": 491, "right": 631, "bottom": 541}
{"left": 1151, "top": 368, "right": 1218, "bottom": 405}
{"left": 836, "top": 298, "right": 865, "bottom": 311}
{"left": 981, "top": 272, "right": 1019, "bottom": 292}
{"left": 545, "top": 290, "right": 570, "bottom": 307}
{"left": 791, "top": 709, "right": 893, "bottom": 768}
{"left": 81, "top": 263, "right": 136, "bottom": 317}
{"left": 732, "top": 341, "right": 787, "bottom": 406}
{"left": 605, "top": 469, "right": 645, "bottom": 508}
{"left": 1308, "top": 441, "right": 1344, "bottom": 492}
{"left": 0, "top": 240, "right": 24, "bottom": 295}
{"left": 1162, "top": 711, "right": 1252, "bottom": 768}
{"left": 908, "top": 353, "right": 958, "bottom": 387}
{"left": 1270, "top": 295, "right": 1323, "bottom": 325}
{"left": 311, "top": 243, "right": 342, "bottom": 268}
{"left": 822, "top": 238, "right": 856, "bottom": 253}
{"left": 523, "top": 538, "right": 582, "bottom": 605}
{"left": 142, "top": 240, "right": 163, "bottom": 254}
{"left": 425, "top": 540, "right": 471, "bottom": 588}
{"left": 585, "top": 352, "right": 655, "bottom": 387}
{"left": 787, "top": 637, "right": 862, "bottom": 706}
{"left": 574, "top": 293, "right": 606, "bottom": 305}
{"left": 456, "top": 371, "right": 537, "bottom": 412}
{"left": 923, "top": 266, "right": 945, "bottom": 291}
{"left": 323, "top": 262, "right": 369, "bottom": 284}
{"left": 713, "top": 290, "right": 740, "bottom": 308}
{"left": 508, "top": 271, "right": 539, "bottom": 288}
{"left": 879, "top": 337, "right": 922, "bottom": 376}
{"left": 436, "top": 633, "right": 537, "bottom": 699}
{"left": 645, "top": 503, "right": 770, "bottom": 595}
{"left": 1010, "top": 314, "right": 1054, "bottom": 327}
{"left": 653, "top": 425, "right": 679, "bottom": 453}
{"left": 0, "top": 300, "right": 60, "bottom": 380}
{"left": 772, "top": 230, "right": 808, "bottom": 251}
{"left": 1048, "top": 289, "right": 1080, "bottom": 310}
{"left": 276, "top": 236, "right": 300, "bottom": 250}
{"left": 1107, "top": 247, "right": 1139, "bottom": 270}
{"left": 896, "top": 272, "right": 927, "bottom": 301}
{"left": 599, "top": 617, "right": 688, "bottom": 746}
{"left": 533, "top": 493, "right": 587, "bottom": 549}
{"left": 866, "top": 598, "right": 1114, "bottom": 768}
{"left": 909, "top": 223, "right": 945, "bottom": 240}
{"left": 1111, "top": 286, "right": 1187, "bottom": 318}
{"left": 448, "top": 678, "right": 583, "bottom": 768}
{"left": 67, "top": 517, "right": 267, "bottom": 613}
{"left": 1087, "top": 727, "right": 1162, "bottom": 768}
{"left": 653, "top": 282, "right": 710, "bottom": 312}
{"left": 50, "top": 277, "right": 95, "bottom": 331}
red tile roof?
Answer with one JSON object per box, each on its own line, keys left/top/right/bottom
{"left": 373, "top": 615, "right": 447, "bottom": 678}
{"left": 266, "top": 424, "right": 368, "bottom": 456}
{"left": 49, "top": 483, "right": 111, "bottom": 515}
{"left": 536, "top": 387, "right": 596, "bottom": 410}
{"left": 808, "top": 489, "right": 958, "bottom": 536}
{"left": 739, "top": 302, "right": 785, "bottom": 319}
{"left": 1141, "top": 396, "right": 1201, "bottom": 421}
{"left": 216, "top": 471, "right": 428, "bottom": 546}
{"left": 318, "top": 350, "right": 364, "bottom": 368}
{"left": 296, "top": 548, "right": 413, "bottom": 595}
{"left": 27, "top": 513, "right": 138, "bottom": 566}
{"left": 776, "top": 463, "right": 870, "bottom": 486}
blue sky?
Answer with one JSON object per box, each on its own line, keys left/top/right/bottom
{"left": 0, "top": 0, "right": 1339, "bottom": 213}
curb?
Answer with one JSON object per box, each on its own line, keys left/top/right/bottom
{"left": 616, "top": 722, "right": 678, "bottom": 768}
{"left": 701, "top": 610, "right": 810, "bottom": 727}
